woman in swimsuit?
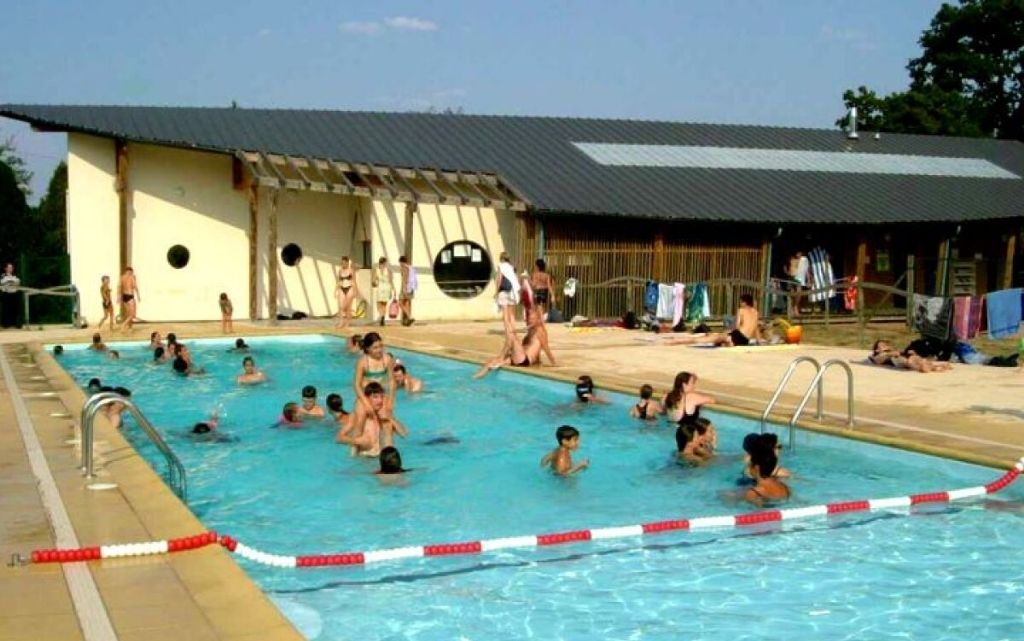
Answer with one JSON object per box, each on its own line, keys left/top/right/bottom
{"left": 99, "top": 275, "right": 115, "bottom": 331}
{"left": 745, "top": 449, "right": 791, "bottom": 506}
{"left": 662, "top": 371, "right": 716, "bottom": 423}
{"left": 335, "top": 256, "right": 359, "bottom": 329}
{"left": 530, "top": 258, "right": 556, "bottom": 319}
{"left": 630, "top": 384, "right": 661, "bottom": 421}
{"left": 353, "top": 332, "right": 397, "bottom": 409}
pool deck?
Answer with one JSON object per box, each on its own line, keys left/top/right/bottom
{"left": 2, "top": 318, "right": 1022, "bottom": 640}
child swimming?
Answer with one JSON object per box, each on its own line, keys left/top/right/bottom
{"left": 630, "top": 383, "right": 660, "bottom": 421}
{"left": 540, "top": 424, "right": 589, "bottom": 476}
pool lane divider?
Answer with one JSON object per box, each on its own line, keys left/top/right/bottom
{"left": 25, "top": 458, "right": 1024, "bottom": 569}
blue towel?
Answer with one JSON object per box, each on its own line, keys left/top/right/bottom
{"left": 644, "top": 280, "right": 659, "bottom": 313}
{"left": 986, "top": 288, "right": 1023, "bottom": 339}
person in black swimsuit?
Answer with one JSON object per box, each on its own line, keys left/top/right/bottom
{"left": 630, "top": 384, "right": 660, "bottom": 421}
{"left": 474, "top": 310, "right": 549, "bottom": 378}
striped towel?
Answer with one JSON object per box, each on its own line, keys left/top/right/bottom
{"left": 808, "top": 247, "right": 835, "bottom": 302}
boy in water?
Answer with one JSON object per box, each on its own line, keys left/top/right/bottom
{"left": 574, "top": 375, "right": 609, "bottom": 404}
{"left": 219, "top": 293, "right": 234, "bottom": 334}
{"left": 540, "top": 424, "right": 589, "bottom": 476}
{"left": 236, "top": 356, "right": 267, "bottom": 385}
{"left": 297, "top": 385, "right": 325, "bottom": 417}
{"left": 337, "top": 381, "right": 408, "bottom": 456}
{"left": 393, "top": 363, "right": 424, "bottom": 393}
{"left": 88, "top": 332, "right": 107, "bottom": 351}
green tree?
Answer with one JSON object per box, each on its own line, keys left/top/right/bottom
{"left": 0, "top": 136, "right": 32, "bottom": 195}
{"left": 839, "top": 0, "right": 1024, "bottom": 141}
{"left": 0, "top": 160, "right": 31, "bottom": 263}
{"left": 34, "top": 161, "right": 68, "bottom": 255}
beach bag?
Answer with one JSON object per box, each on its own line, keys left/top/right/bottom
{"left": 388, "top": 298, "right": 400, "bottom": 319}
{"left": 546, "top": 306, "right": 564, "bottom": 323}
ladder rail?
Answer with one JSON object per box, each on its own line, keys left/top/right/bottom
{"left": 760, "top": 356, "right": 821, "bottom": 434}
{"left": 786, "top": 358, "right": 856, "bottom": 449}
{"left": 81, "top": 393, "right": 187, "bottom": 500}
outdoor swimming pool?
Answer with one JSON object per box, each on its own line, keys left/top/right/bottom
{"left": 56, "top": 335, "right": 1024, "bottom": 641}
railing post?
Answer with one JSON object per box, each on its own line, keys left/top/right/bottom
{"left": 906, "top": 254, "right": 916, "bottom": 329}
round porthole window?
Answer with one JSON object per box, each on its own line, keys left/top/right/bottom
{"left": 166, "top": 245, "right": 190, "bottom": 269}
{"left": 281, "top": 243, "right": 303, "bottom": 267}
{"left": 433, "top": 241, "right": 492, "bottom": 299}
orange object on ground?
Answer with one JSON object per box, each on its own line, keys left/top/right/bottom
{"left": 785, "top": 325, "right": 803, "bottom": 344}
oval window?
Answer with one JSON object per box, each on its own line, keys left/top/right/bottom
{"left": 433, "top": 241, "right": 492, "bottom": 299}
{"left": 281, "top": 243, "right": 303, "bottom": 267}
{"left": 167, "top": 245, "right": 190, "bottom": 269}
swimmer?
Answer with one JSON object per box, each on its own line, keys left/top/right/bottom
{"left": 423, "top": 435, "right": 460, "bottom": 445}
{"left": 745, "top": 449, "right": 791, "bottom": 506}
{"left": 393, "top": 364, "right": 423, "bottom": 393}
{"left": 337, "top": 381, "right": 408, "bottom": 457}
{"left": 191, "top": 410, "right": 220, "bottom": 434}
{"left": 630, "top": 383, "right": 660, "bottom": 421}
{"left": 376, "top": 446, "right": 408, "bottom": 476}
{"left": 236, "top": 356, "right": 267, "bottom": 385}
{"left": 347, "top": 334, "right": 363, "bottom": 355}
{"left": 228, "top": 337, "right": 250, "bottom": 353}
{"left": 278, "top": 402, "right": 304, "bottom": 428}
{"left": 108, "top": 350, "right": 120, "bottom": 360}
{"left": 326, "top": 393, "right": 352, "bottom": 430}
{"left": 297, "top": 385, "right": 325, "bottom": 418}
{"left": 353, "top": 332, "right": 397, "bottom": 410}
{"left": 153, "top": 346, "right": 170, "bottom": 363}
{"left": 662, "top": 371, "right": 716, "bottom": 424}
{"left": 166, "top": 333, "right": 180, "bottom": 357}
{"left": 88, "top": 332, "right": 107, "bottom": 351}
{"left": 574, "top": 375, "right": 609, "bottom": 404}
{"left": 675, "top": 421, "right": 712, "bottom": 466}
{"left": 741, "top": 433, "right": 791, "bottom": 481}
{"left": 52, "top": 345, "right": 64, "bottom": 356}
{"left": 149, "top": 331, "right": 163, "bottom": 350}
{"left": 85, "top": 378, "right": 130, "bottom": 429}
{"left": 540, "top": 424, "right": 589, "bottom": 476}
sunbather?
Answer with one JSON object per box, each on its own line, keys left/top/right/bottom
{"left": 869, "top": 340, "right": 951, "bottom": 373}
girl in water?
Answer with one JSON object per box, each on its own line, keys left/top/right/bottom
{"left": 353, "top": 332, "right": 397, "bottom": 409}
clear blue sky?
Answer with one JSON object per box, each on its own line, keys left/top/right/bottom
{"left": 1, "top": 0, "right": 943, "bottom": 202}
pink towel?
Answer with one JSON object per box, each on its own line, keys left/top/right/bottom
{"left": 967, "top": 296, "right": 983, "bottom": 339}
{"left": 953, "top": 296, "right": 971, "bottom": 340}
{"left": 672, "top": 283, "right": 686, "bottom": 328}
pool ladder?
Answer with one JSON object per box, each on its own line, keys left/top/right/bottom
{"left": 80, "top": 392, "right": 187, "bottom": 500}
{"left": 760, "top": 357, "right": 855, "bottom": 450}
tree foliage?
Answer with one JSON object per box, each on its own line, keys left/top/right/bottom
{"left": 839, "top": 0, "right": 1024, "bottom": 140}
{"left": 33, "top": 161, "right": 68, "bottom": 256}
{"left": 0, "top": 136, "right": 33, "bottom": 195}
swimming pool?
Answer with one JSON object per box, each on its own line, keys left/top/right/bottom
{"left": 57, "top": 335, "right": 1024, "bottom": 641}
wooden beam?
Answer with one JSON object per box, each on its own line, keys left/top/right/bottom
{"left": 403, "top": 201, "right": 416, "bottom": 259}
{"left": 434, "top": 167, "right": 483, "bottom": 206}
{"left": 1003, "top": 230, "right": 1017, "bottom": 290}
{"left": 653, "top": 232, "right": 665, "bottom": 281}
{"left": 259, "top": 151, "right": 289, "bottom": 188}
{"left": 248, "top": 185, "right": 259, "bottom": 320}
{"left": 115, "top": 140, "right": 130, "bottom": 274}
{"left": 363, "top": 163, "right": 401, "bottom": 199}
{"left": 232, "top": 156, "right": 250, "bottom": 191}
{"left": 855, "top": 237, "right": 868, "bottom": 283}
{"left": 388, "top": 166, "right": 434, "bottom": 203}
{"left": 306, "top": 157, "right": 346, "bottom": 195}
{"left": 474, "top": 172, "right": 513, "bottom": 209}
{"left": 285, "top": 155, "right": 316, "bottom": 191}
{"left": 414, "top": 168, "right": 451, "bottom": 203}
{"left": 324, "top": 160, "right": 361, "bottom": 195}
{"left": 268, "top": 189, "right": 280, "bottom": 324}
{"left": 457, "top": 170, "right": 502, "bottom": 208}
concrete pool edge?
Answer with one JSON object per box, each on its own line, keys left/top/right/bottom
{"left": 26, "top": 342, "right": 304, "bottom": 641}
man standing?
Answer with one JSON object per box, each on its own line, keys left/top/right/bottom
{"left": 0, "top": 263, "right": 21, "bottom": 328}
{"left": 398, "top": 255, "right": 416, "bottom": 326}
{"left": 118, "top": 266, "right": 140, "bottom": 331}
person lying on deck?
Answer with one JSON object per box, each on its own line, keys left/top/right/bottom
{"left": 869, "top": 340, "right": 952, "bottom": 373}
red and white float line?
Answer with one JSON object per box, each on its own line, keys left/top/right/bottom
{"left": 29, "top": 457, "right": 1024, "bottom": 568}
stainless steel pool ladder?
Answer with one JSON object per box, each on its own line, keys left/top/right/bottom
{"left": 761, "top": 357, "right": 855, "bottom": 450}
{"left": 80, "top": 392, "right": 187, "bottom": 500}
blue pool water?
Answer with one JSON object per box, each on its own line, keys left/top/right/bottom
{"left": 57, "top": 335, "right": 1024, "bottom": 641}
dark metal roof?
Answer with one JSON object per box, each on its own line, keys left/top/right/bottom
{"left": 3, "top": 103, "right": 1023, "bottom": 224}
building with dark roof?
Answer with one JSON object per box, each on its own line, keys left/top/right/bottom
{"left": 2, "top": 104, "right": 1022, "bottom": 323}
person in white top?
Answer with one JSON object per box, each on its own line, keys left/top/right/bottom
{"left": 1, "top": 263, "right": 22, "bottom": 328}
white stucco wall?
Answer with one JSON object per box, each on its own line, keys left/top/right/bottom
{"left": 66, "top": 133, "right": 517, "bottom": 323}
{"left": 67, "top": 134, "right": 119, "bottom": 325}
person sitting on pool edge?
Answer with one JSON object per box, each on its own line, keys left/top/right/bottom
{"left": 297, "top": 385, "right": 325, "bottom": 417}
{"left": 393, "top": 363, "right": 423, "bottom": 393}
{"left": 540, "top": 424, "right": 589, "bottom": 476}
{"left": 630, "top": 383, "right": 660, "bottom": 420}
{"left": 236, "top": 356, "right": 267, "bottom": 385}
{"left": 745, "top": 447, "right": 791, "bottom": 506}
{"left": 326, "top": 393, "right": 352, "bottom": 430}
{"left": 575, "top": 375, "right": 609, "bottom": 404}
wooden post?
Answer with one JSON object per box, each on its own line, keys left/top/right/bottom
{"left": 937, "top": 238, "right": 951, "bottom": 296}
{"left": 906, "top": 254, "right": 916, "bottom": 328}
{"left": 1003, "top": 232, "right": 1017, "bottom": 290}
{"left": 403, "top": 201, "right": 416, "bottom": 260}
{"left": 760, "top": 237, "right": 772, "bottom": 318}
{"left": 248, "top": 184, "right": 259, "bottom": 320}
{"left": 268, "top": 189, "right": 280, "bottom": 324}
{"left": 115, "top": 140, "right": 130, "bottom": 274}
{"left": 653, "top": 232, "right": 665, "bottom": 281}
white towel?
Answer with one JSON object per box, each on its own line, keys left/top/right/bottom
{"left": 656, "top": 283, "right": 675, "bottom": 320}
{"left": 499, "top": 262, "right": 520, "bottom": 303}
{"left": 794, "top": 255, "right": 810, "bottom": 286}
{"left": 672, "top": 283, "right": 686, "bottom": 327}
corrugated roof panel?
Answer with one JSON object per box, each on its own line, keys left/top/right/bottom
{"left": 573, "top": 143, "right": 1021, "bottom": 179}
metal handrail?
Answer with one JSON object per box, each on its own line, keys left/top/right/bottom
{"left": 786, "top": 358, "right": 856, "bottom": 450}
{"left": 80, "top": 392, "right": 187, "bottom": 500}
{"left": 18, "top": 283, "right": 81, "bottom": 328}
{"left": 760, "top": 356, "right": 822, "bottom": 434}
